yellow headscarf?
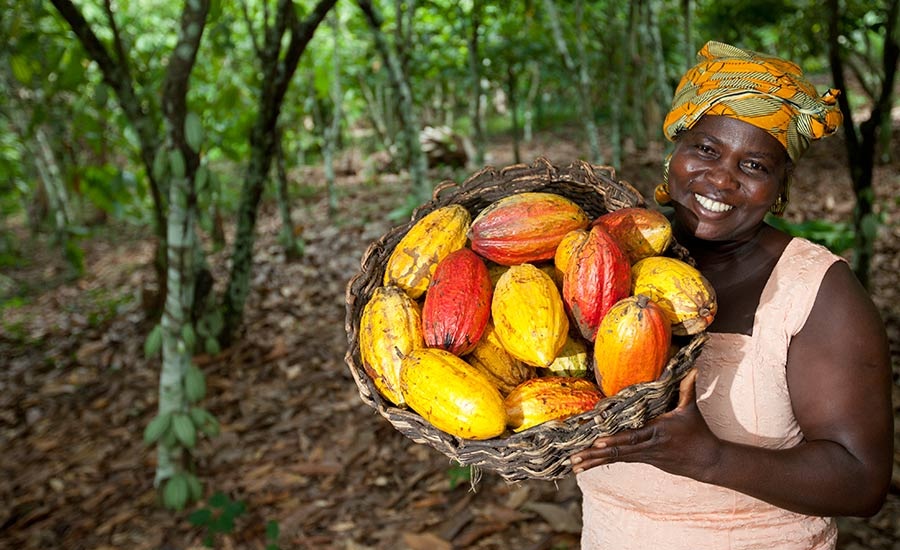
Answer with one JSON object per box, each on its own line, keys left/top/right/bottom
{"left": 663, "top": 41, "right": 843, "bottom": 162}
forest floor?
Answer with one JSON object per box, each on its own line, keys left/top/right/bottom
{"left": 0, "top": 127, "right": 898, "bottom": 550}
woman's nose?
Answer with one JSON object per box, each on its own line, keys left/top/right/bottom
{"left": 705, "top": 161, "right": 739, "bottom": 189}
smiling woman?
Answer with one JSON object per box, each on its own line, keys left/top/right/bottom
{"left": 571, "top": 41, "right": 893, "bottom": 550}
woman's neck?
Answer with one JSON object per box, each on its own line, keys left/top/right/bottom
{"left": 674, "top": 223, "right": 771, "bottom": 273}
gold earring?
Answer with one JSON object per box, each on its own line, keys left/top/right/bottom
{"left": 770, "top": 193, "right": 787, "bottom": 215}
{"left": 655, "top": 181, "right": 671, "bottom": 206}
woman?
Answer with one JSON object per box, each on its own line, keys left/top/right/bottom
{"left": 571, "top": 41, "right": 893, "bottom": 549}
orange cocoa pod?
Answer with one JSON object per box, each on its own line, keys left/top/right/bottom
{"left": 469, "top": 192, "right": 590, "bottom": 266}
{"left": 399, "top": 348, "right": 507, "bottom": 440}
{"left": 466, "top": 320, "right": 534, "bottom": 395}
{"left": 593, "top": 294, "right": 672, "bottom": 397}
{"left": 492, "top": 264, "right": 569, "bottom": 367}
{"left": 592, "top": 207, "right": 673, "bottom": 263}
{"left": 562, "top": 225, "right": 632, "bottom": 341}
{"left": 359, "top": 285, "right": 425, "bottom": 406}
{"left": 384, "top": 205, "right": 471, "bottom": 299}
{"left": 504, "top": 376, "right": 603, "bottom": 432}
{"left": 631, "top": 256, "right": 717, "bottom": 335}
{"left": 422, "top": 248, "right": 492, "bottom": 355}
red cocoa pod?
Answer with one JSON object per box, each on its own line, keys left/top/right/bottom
{"left": 504, "top": 376, "right": 604, "bottom": 432}
{"left": 562, "top": 224, "right": 632, "bottom": 341}
{"left": 422, "top": 248, "right": 493, "bottom": 356}
{"left": 469, "top": 192, "right": 590, "bottom": 266}
{"left": 592, "top": 207, "right": 673, "bottom": 263}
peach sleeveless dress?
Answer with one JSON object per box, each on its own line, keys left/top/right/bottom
{"left": 577, "top": 238, "right": 843, "bottom": 550}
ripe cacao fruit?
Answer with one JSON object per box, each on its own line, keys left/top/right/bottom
{"left": 384, "top": 205, "right": 471, "bottom": 299}
{"left": 399, "top": 348, "right": 507, "bottom": 440}
{"left": 593, "top": 294, "right": 672, "bottom": 397}
{"left": 562, "top": 225, "right": 632, "bottom": 341}
{"left": 631, "top": 256, "right": 717, "bottom": 335}
{"left": 359, "top": 285, "right": 425, "bottom": 405}
{"left": 422, "top": 248, "right": 492, "bottom": 355}
{"left": 466, "top": 320, "right": 534, "bottom": 395}
{"left": 504, "top": 376, "right": 603, "bottom": 432}
{"left": 554, "top": 229, "right": 589, "bottom": 280}
{"left": 469, "top": 192, "right": 590, "bottom": 266}
{"left": 492, "top": 264, "right": 569, "bottom": 367}
{"left": 592, "top": 207, "right": 673, "bottom": 263}
{"left": 544, "top": 334, "right": 590, "bottom": 378}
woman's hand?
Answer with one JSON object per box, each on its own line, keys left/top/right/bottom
{"left": 570, "top": 369, "right": 721, "bottom": 481}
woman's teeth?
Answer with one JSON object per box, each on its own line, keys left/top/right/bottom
{"left": 694, "top": 193, "right": 733, "bottom": 213}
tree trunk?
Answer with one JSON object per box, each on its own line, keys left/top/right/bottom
{"left": 357, "top": 0, "right": 430, "bottom": 202}
{"left": 544, "top": 0, "right": 603, "bottom": 164}
{"left": 607, "top": 2, "right": 625, "bottom": 168}
{"left": 507, "top": 63, "right": 521, "bottom": 164}
{"left": 523, "top": 61, "right": 541, "bottom": 144}
{"left": 682, "top": 0, "right": 693, "bottom": 70}
{"left": 827, "top": 0, "right": 899, "bottom": 289}
{"left": 275, "top": 128, "right": 302, "bottom": 259}
{"left": 324, "top": 10, "right": 343, "bottom": 218}
{"left": 154, "top": 0, "right": 210, "bottom": 494}
{"left": 466, "top": 0, "right": 485, "bottom": 166}
{"left": 220, "top": 0, "right": 337, "bottom": 346}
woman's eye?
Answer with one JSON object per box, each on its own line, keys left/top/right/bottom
{"left": 744, "top": 160, "right": 768, "bottom": 173}
{"left": 695, "top": 144, "right": 715, "bottom": 155}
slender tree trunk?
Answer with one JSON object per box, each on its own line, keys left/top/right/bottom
{"left": 626, "top": 1, "right": 646, "bottom": 150}
{"left": 544, "top": 0, "right": 603, "bottom": 164}
{"left": 682, "top": 0, "right": 693, "bottom": 70}
{"left": 523, "top": 61, "right": 541, "bottom": 144}
{"left": 155, "top": 0, "right": 210, "bottom": 490}
{"left": 324, "top": 10, "right": 343, "bottom": 218}
{"left": 466, "top": 0, "right": 485, "bottom": 165}
{"left": 221, "top": 0, "right": 337, "bottom": 345}
{"left": 357, "top": 0, "right": 430, "bottom": 202}
{"left": 507, "top": 64, "right": 521, "bottom": 164}
{"left": 607, "top": 2, "right": 625, "bottom": 168}
{"left": 33, "top": 126, "right": 73, "bottom": 237}
{"left": 827, "top": 0, "right": 899, "bottom": 289}
{"left": 275, "top": 128, "right": 302, "bottom": 259}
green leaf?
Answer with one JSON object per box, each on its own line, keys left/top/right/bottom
{"left": 163, "top": 474, "right": 189, "bottom": 510}
{"left": 144, "top": 324, "right": 163, "bottom": 358}
{"left": 265, "top": 519, "right": 280, "bottom": 541}
{"left": 182, "top": 323, "right": 196, "bottom": 352}
{"left": 204, "top": 336, "right": 221, "bottom": 355}
{"left": 152, "top": 151, "right": 169, "bottom": 182}
{"left": 188, "top": 507, "right": 212, "bottom": 526}
{"left": 185, "top": 112, "right": 204, "bottom": 152}
{"left": 209, "top": 491, "right": 228, "bottom": 508}
{"left": 195, "top": 164, "right": 209, "bottom": 191}
{"left": 10, "top": 55, "right": 33, "bottom": 84}
{"left": 184, "top": 364, "right": 206, "bottom": 403}
{"left": 170, "top": 149, "right": 186, "bottom": 179}
{"left": 172, "top": 412, "right": 197, "bottom": 448}
{"left": 143, "top": 411, "right": 172, "bottom": 445}
{"left": 185, "top": 471, "right": 203, "bottom": 501}
{"left": 190, "top": 407, "right": 220, "bottom": 436}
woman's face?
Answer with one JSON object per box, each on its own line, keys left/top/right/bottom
{"left": 668, "top": 115, "right": 790, "bottom": 242}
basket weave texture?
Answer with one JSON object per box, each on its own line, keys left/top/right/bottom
{"left": 344, "top": 157, "right": 708, "bottom": 482}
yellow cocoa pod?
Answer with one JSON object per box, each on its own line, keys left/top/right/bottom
{"left": 492, "top": 264, "right": 569, "bottom": 367}
{"left": 399, "top": 348, "right": 506, "bottom": 440}
{"left": 383, "top": 205, "right": 471, "bottom": 299}
{"left": 631, "top": 256, "right": 717, "bottom": 335}
{"left": 467, "top": 320, "right": 534, "bottom": 395}
{"left": 545, "top": 334, "right": 590, "bottom": 378}
{"left": 505, "top": 376, "right": 603, "bottom": 432}
{"left": 359, "top": 285, "right": 425, "bottom": 405}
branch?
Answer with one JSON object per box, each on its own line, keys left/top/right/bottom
{"left": 239, "top": 0, "right": 263, "bottom": 59}
{"left": 103, "top": 0, "right": 132, "bottom": 83}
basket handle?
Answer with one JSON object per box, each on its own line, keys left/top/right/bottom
{"left": 432, "top": 180, "right": 459, "bottom": 201}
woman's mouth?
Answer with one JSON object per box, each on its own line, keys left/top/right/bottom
{"left": 694, "top": 193, "right": 733, "bottom": 213}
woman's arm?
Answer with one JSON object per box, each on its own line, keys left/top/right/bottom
{"left": 571, "top": 262, "right": 893, "bottom": 517}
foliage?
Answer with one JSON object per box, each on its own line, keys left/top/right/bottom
{"left": 767, "top": 216, "right": 856, "bottom": 254}
{"left": 187, "top": 492, "right": 281, "bottom": 549}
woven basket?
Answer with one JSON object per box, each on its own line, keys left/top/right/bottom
{"left": 344, "top": 157, "right": 708, "bottom": 482}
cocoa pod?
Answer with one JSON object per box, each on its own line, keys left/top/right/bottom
{"left": 466, "top": 319, "right": 534, "bottom": 395}
{"left": 469, "top": 192, "right": 590, "bottom": 266}
{"left": 593, "top": 294, "right": 672, "bottom": 397}
{"left": 492, "top": 264, "right": 569, "bottom": 368}
{"left": 399, "top": 348, "right": 507, "bottom": 440}
{"left": 504, "top": 376, "right": 603, "bottom": 432}
{"left": 562, "top": 225, "right": 632, "bottom": 341}
{"left": 544, "top": 334, "right": 591, "bottom": 378}
{"left": 422, "top": 248, "right": 492, "bottom": 355}
{"left": 384, "top": 205, "right": 471, "bottom": 299}
{"left": 631, "top": 256, "right": 717, "bottom": 335}
{"left": 592, "top": 207, "right": 673, "bottom": 263}
{"left": 359, "top": 285, "right": 425, "bottom": 405}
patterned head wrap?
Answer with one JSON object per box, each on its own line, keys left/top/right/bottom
{"left": 663, "top": 41, "right": 843, "bottom": 162}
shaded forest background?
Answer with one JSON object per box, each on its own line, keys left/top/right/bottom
{"left": 1, "top": 0, "right": 898, "bottom": 548}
